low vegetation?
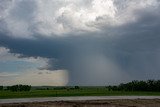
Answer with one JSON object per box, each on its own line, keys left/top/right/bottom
{"left": 108, "top": 80, "right": 160, "bottom": 92}
{"left": 0, "top": 80, "right": 160, "bottom": 99}
{"left": 5, "top": 85, "right": 31, "bottom": 92}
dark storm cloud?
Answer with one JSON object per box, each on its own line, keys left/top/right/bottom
{"left": 0, "top": 0, "right": 160, "bottom": 85}
{"left": 1, "top": 7, "right": 160, "bottom": 85}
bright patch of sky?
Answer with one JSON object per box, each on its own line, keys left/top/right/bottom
{"left": 0, "top": 47, "right": 68, "bottom": 86}
{"left": 0, "top": 47, "right": 48, "bottom": 72}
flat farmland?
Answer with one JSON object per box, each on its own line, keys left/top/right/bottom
{"left": 1, "top": 86, "right": 160, "bottom": 99}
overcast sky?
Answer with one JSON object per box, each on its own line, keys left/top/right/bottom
{"left": 0, "top": 0, "right": 160, "bottom": 86}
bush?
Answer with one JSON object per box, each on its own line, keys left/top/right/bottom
{"left": 109, "top": 80, "right": 160, "bottom": 92}
{"left": 8, "top": 85, "right": 31, "bottom": 92}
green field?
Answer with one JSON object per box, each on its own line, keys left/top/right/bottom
{"left": 1, "top": 87, "right": 160, "bottom": 99}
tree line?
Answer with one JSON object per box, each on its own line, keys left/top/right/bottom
{"left": 0, "top": 80, "right": 160, "bottom": 92}
{"left": 0, "top": 85, "right": 31, "bottom": 92}
{"left": 107, "top": 80, "right": 160, "bottom": 92}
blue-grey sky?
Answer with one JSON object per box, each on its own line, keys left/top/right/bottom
{"left": 0, "top": 0, "right": 160, "bottom": 86}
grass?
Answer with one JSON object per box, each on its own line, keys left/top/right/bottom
{"left": 1, "top": 87, "right": 160, "bottom": 99}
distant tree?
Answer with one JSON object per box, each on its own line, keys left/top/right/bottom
{"left": 107, "top": 86, "right": 112, "bottom": 91}
{"left": 75, "top": 86, "right": 80, "bottom": 89}
{"left": 6, "top": 86, "right": 10, "bottom": 90}
{"left": 8, "top": 85, "right": 31, "bottom": 92}
{"left": 0, "top": 86, "right": 3, "bottom": 91}
{"left": 112, "top": 80, "right": 160, "bottom": 92}
{"left": 155, "top": 80, "right": 160, "bottom": 92}
{"left": 112, "top": 86, "right": 119, "bottom": 91}
{"left": 147, "top": 80, "right": 155, "bottom": 91}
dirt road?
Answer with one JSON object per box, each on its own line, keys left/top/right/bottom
{"left": 1, "top": 96, "right": 160, "bottom": 104}
{"left": 1, "top": 96, "right": 160, "bottom": 107}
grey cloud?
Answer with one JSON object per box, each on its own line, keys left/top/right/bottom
{"left": 2, "top": 0, "right": 158, "bottom": 38}
{"left": 0, "top": 0, "right": 160, "bottom": 85}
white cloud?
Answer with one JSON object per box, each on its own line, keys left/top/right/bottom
{"left": 0, "top": 72, "right": 19, "bottom": 77}
{"left": 0, "top": 47, "right": 69, "bottom": 86}
{"left": 0, "top": 0, "right": 159, "bottom": 38}
{"left": 0, "top": 47, "right": 48, "bottom": 66}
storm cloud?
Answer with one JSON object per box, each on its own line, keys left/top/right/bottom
{"left": 0, "top": 0, "right": 160, "bottom": 85}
